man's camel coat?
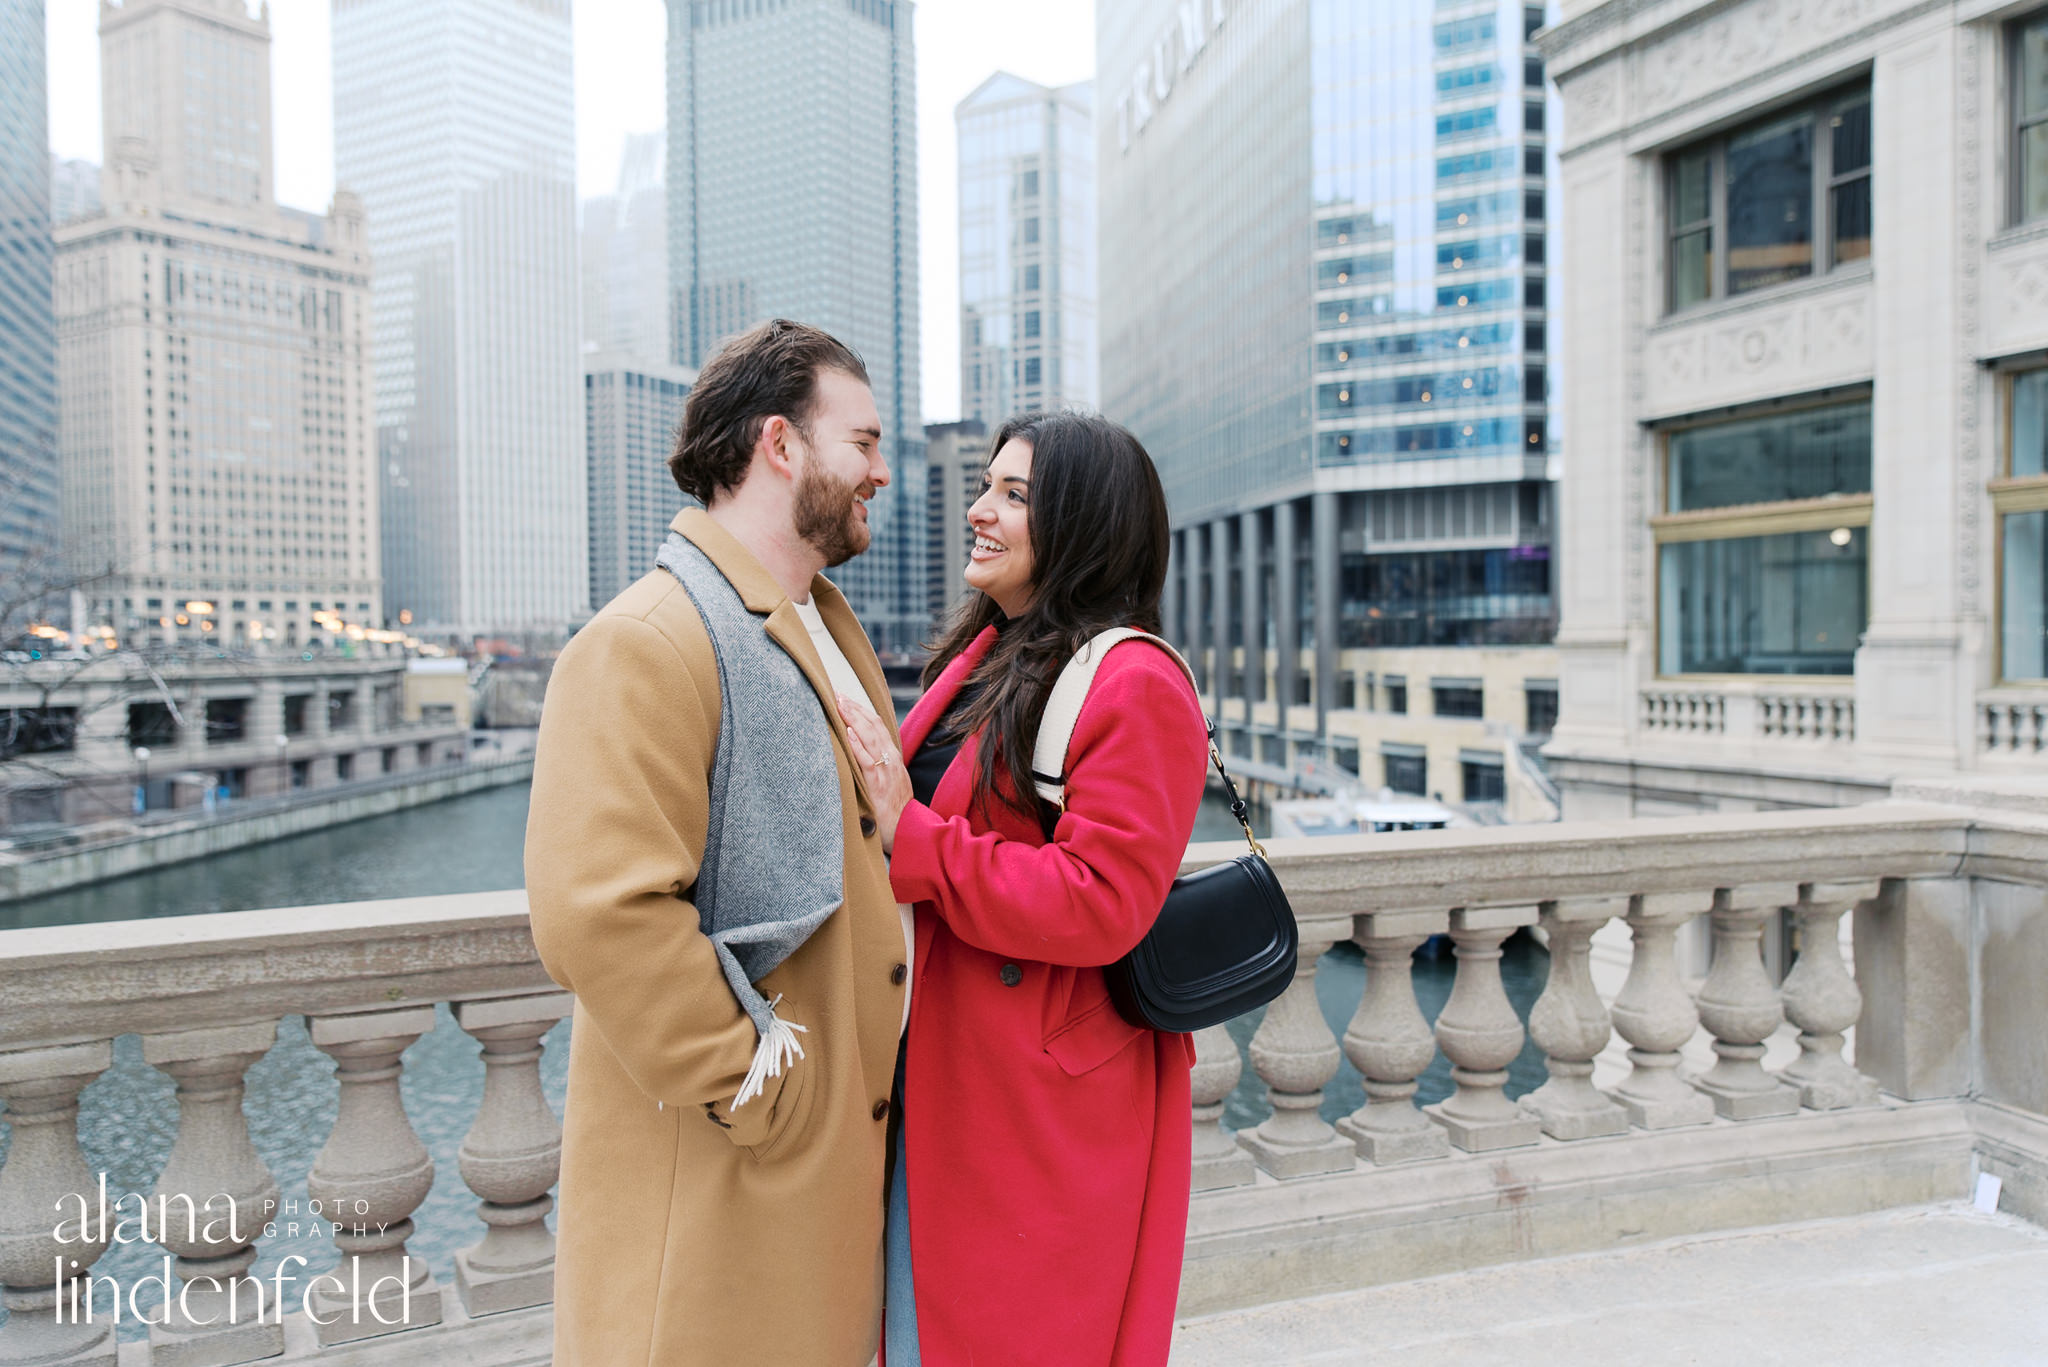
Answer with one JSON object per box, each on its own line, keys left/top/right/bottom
{"left": 526, "top": 509, "right": 907, "bottom": 1366}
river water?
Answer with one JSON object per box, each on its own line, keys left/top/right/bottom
{"left": 1, "top": 781, "right": 1546, "bottom": 1336}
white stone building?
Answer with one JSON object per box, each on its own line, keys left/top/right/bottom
{"left": 1541, "top": 0, "right": 2048, "bottom": 816}
{"left": 333, "top": 0, "right": 585, "bottom": 636}
{"left": 54, "top": 0, "right": 381, "bottom": 652}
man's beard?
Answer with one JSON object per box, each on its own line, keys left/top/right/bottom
{"left": 792, "top": 450, "right": 871, "bottom": 568}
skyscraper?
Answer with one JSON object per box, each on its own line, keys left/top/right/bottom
{"left": 1100, "top": 0, "right": 1559, "bottom": 804}
{"left": 581, "top": 130, "right": 670, "bottom": 369}
{"left": 585, "top": 352, "right": 692, "bottom": 611}
{"left": 333, "top": 0, "right": 584, "bottom": 635}
{"left": 666, "top": 0, "right": 923, "bottom": 656}
{"left": 0, "top": 0, "right": 59, "bottom": 595}
{"left": 956, "top": 73, "right": 1096, "bottom": 424}
{"left": 55, "top": 0, "right": 379, "bottom": 650}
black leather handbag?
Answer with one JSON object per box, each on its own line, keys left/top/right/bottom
{"left": 1031, "top": 630, "right": 1298, "bottom": 1033}
{"left": 1103, "top": 722, "right": 1299, "bottom": 1032}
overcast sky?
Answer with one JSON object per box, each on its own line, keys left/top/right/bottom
{"left": 44, "top": 0, "right": 1096, "bottom": 426}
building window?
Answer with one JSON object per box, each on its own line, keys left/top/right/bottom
{"left": 1385, "top": 677, "right": 1408, "bottom": 714}
{"left": 1024, "top": 357, "right": 1042, "bottom": 386}
{"left": 1432, "top": 680, "right": 1485, "bottom": 717}
{"left": 336, "top": 753, "right": 355, "bottom": 781}
{"left": 1023, "top": 264, "right": 1040, "bottom": 291}
{"left": 1461, "top": 756, "right": 1506, "bottom": 803}
{"left": 0, "top": 708, "right": 78, "bottom": 760}
{"left": 205, "top": 698, "right": 248, "bottom": 744}
{"left": 283, "top": 694, "right": 311, "bottom": 736}
{"left": 1383, "top": 748, "right": 1427, "bottom": 796}
{"left": 1023, "top": 310, "right": 1041, "bottom": 339}
{"left": 1666, "top": 84, "right": 1871, "bottom": 311}
{"left": 127, "top": 702, "right": 178, "bottom": 748}
{"left": 2016, "top": 12, "right": 2048, "bottom": 224}
{"left": 1332, "top": 741, "right": 1360, "bottom": 777}
{"left": 1023, "top": 217, "right": 1040, "bottom": 244}
{"left": 1656, "top": 400, "right": 1873, "bottom": 675}
{"left": 1337, "top": 673, "right": 1357, "bottom": 709}
{"left": 1525, "top": 682, "right": 1559, "bottom": 736}
{"left": 1999, "top": 368, "right": 2048, "bottom": 679}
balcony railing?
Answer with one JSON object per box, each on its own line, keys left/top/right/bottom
{"left": 0, "top": 790, "right": 2041, "bottom": 1361}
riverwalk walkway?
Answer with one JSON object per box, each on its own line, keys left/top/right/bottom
{"left": 1169, "top": 1203, "right": 2048, "bottom": 1366}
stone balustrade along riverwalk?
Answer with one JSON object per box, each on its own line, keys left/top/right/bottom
{"left": 0, "top": 775, "right": 2041, "bottom": 1364}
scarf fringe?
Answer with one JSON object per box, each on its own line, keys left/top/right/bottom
{"left": 732, "top": 994, "right": 809, "bottom": 1108}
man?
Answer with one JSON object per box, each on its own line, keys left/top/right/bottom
{"left": 526, "top": 319, "right": 909, "bottom": 1364}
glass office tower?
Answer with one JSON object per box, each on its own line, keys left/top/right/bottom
{"left": 0, "top": 0, "right": 59, "bottom": 589}
{"left": 957, "top": 73, "right": 1096, "bottom": 424}
{"left": 1312, "top": 0, "right": 1554, "bottom": 650}
{"left": 666, "top": 0, "right": 924, "bottom": 657}
{"left": 1100, "top": 0, "right": 1557, "bottom": 792}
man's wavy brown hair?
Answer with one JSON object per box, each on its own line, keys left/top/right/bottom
{"left": 669, "top": 319, "right": 869, "bottom": 504}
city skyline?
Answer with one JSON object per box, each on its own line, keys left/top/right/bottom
{"left": 44, "top": 0, "right": 1097, "bottom": 429}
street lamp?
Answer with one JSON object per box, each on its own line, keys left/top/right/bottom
{"left": 133, "top": 746, "right": 150, "bottom": 816}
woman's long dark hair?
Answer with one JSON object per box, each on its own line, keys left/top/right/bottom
{"left": 922, "top": 410, "right": 1172, "bottom": 826}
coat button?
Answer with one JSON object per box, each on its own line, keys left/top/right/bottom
{"left": 872, "top": 1099, "right": 889, "bottom": 1121}
{"left": 999, "top": 963, "right": 1022, "bottom": 987}
{"left": 860, "top": 815, "right": 877, "bottom": 838}
{"left": 890, "top": 963, "right": 908, "bottom": 986}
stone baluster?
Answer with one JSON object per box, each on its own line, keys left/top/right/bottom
{"left": 1607, "top": 892, "right": 1716, "bottom": 1128}
{"left": 0, "top": 1042, "right": 117, "bottom": 1367}
{"left": 1780, "top": 882, "right": 1881, "bottom": 1109}
{"left": 1188, "top": 1024, "right": 1255, "bottom": 1191}
{"left": 1692, "top": 886, "right": 1802, "bottom": 1119}
{"left": 304, "top": 1007, "right": 443, "bottom": 1344}
{"left": 1423, "top": 906, "right": 1541, "bottom": 1151}
{"left": 1335, "top": 911, "right": 1450, "bottom": 1163}
{"left": 141, "top": 1021, "right": 285, "bottom": 1366}
{"left": 452, "top": 993, "right": 572, "bottom": 1315}
{"left": 1236, "top": 915, "right": 1356, "bottom": 1177}
{"left": 1519, "top": 899, "right": 1630, "bottom": 1140}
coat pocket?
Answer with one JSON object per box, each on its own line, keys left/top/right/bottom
{"left": 1044, "top": 994, "right": 1147, "bottom": 1076}
{"left": 742, "top": 1053, "right": 814, "bottom": 1162}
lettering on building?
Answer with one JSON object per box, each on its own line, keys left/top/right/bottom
{"left": 1115, "top": 0, "right": 1228, "bottom": 152}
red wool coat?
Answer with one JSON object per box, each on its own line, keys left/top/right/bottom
{"left": 888, "top": 625, "right": 1210, "bottom": 1366}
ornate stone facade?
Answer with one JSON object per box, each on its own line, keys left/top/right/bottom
{"left": 1540, "top": 0, "right": 2048, "bottom": 816}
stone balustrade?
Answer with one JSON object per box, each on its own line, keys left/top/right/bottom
{"left": 1638, "top": 688, "right": 1725, "bottom": 734}
{"left": 1757, "top": 690, "right": 1856, "bottom": 742}
{"left": 0, "top": 794, "right": 2043, "bottom": 1360}
{"left": 1979, "top": 693, "right": 2048, "bottom": 756}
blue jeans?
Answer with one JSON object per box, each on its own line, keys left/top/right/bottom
{"left": 884, "top": 1124, "right": 921, "bottom": 1364}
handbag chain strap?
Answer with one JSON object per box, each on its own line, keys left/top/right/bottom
{"left": 1204, "top": 719, "right": 1268, "bottom": 859}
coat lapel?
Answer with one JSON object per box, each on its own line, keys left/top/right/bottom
{"left": 674, "top": 509, "right": 874, "bottom": 803}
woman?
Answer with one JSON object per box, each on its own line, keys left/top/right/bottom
{"left": 837, "top": 410, "right": 1210, "bottom": 1366}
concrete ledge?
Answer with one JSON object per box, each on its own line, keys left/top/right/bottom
{"left": 1971, "top": 1099, "right": 2048, "bottom": 1227}
{"left": 1179, "top": 1099, "right": 1977, "bottom": 1317}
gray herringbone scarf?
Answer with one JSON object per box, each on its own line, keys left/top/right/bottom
{"left": 657, "top": 531, "right": 844, "bottom": 1106}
